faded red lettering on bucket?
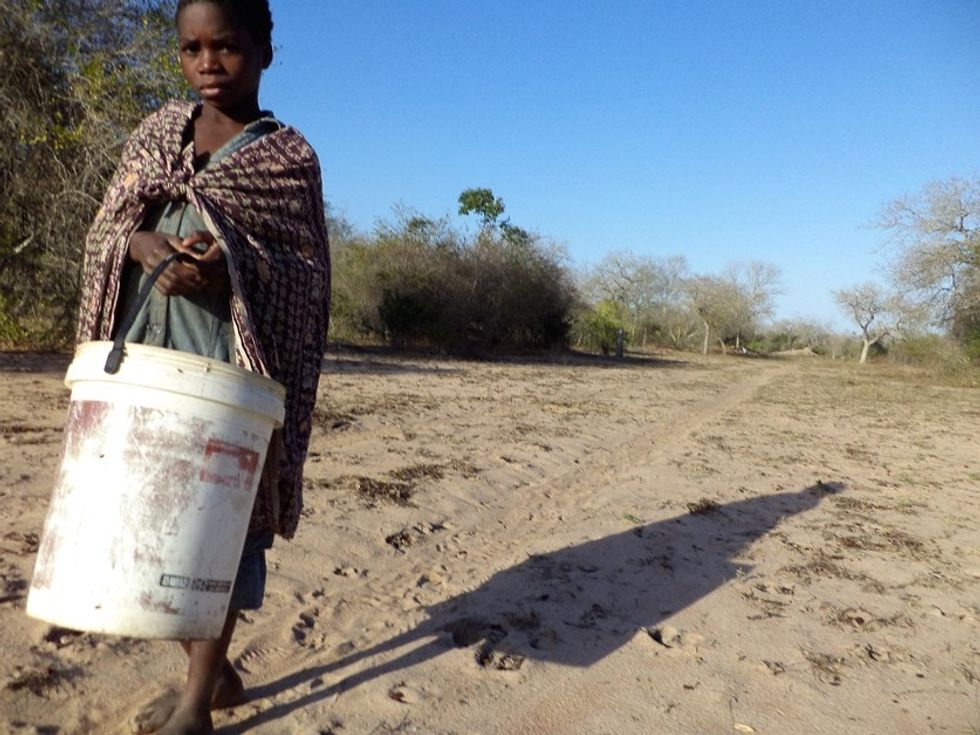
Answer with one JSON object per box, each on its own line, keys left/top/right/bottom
{"left": 199, "top": 438, "right": 259, "bottom": 490}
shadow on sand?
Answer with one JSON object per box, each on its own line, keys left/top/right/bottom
{"left": 218, "top": 482, "right": 842, "bottom": 733}
{"left": 0, "top": 351, "right": 72, "bottom": 374}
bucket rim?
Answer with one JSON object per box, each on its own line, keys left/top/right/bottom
{"left": 71, "top": 341, "right": 286, "bottom": 400}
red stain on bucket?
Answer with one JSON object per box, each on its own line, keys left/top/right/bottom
{"left": 199, "top": 438, "right": 260, "bottom": 490}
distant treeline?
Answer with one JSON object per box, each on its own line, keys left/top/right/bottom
{"left": 328, "top": 180, "right": 979, "bottom": 373}
{"left": 329, "top": 193, "right": 797, "bottom": 357}
{"left": 328, "top": 193, "right": 808, "bottom": 357}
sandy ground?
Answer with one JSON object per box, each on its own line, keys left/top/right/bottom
{"left": 1, "top": 348, "right": 978, "bottom": 735}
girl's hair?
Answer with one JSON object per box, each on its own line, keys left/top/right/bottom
{"left": 175, "top": 0, "right": 274, "bottom": 49}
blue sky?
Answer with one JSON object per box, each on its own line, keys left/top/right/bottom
{"left": 261, "top": 1, "right": 979, "bottom": 330}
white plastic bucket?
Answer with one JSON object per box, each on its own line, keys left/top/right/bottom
{"left": 27, "top": 341, "right": 285, "bottom": 639}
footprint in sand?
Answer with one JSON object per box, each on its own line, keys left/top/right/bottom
{"left": 235, "top": 631, "right": 300, "bottom": 676}
{"left": 292, "top": 608, "right": 321, "bottom": 645}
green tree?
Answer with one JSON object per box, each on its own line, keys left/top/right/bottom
{"left": 575, "top": 300, "right": 630, "bottom": 355}
{"left": 0, "top": 0, "right": 188, "bottom": 346}
{"left": 458, "top": 187, "right": 505, "bottom": 229}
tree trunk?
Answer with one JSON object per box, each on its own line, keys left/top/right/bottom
{"left": 859, "top": 340, "right": 871, "bottom": 364}
{"left": 701, "top": 320, "right": 710, "bottom": 355}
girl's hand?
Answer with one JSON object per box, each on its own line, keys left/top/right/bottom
{"left": 175, "top": 231, "right": 230, "bottom": 294}
{"left": 128, "top": 230, "right": 228, "bottom": 296}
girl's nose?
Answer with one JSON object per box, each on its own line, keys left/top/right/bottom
{"left": 198, "top": 49, "right": 222, "bottom": 72}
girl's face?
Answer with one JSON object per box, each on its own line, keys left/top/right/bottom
{"left": 176, "top": 2, "right": 267, "bottom": 115}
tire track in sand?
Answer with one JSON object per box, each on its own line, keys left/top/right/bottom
{"left": 498, "top": 362, "right": 797, "bottom": 735}
{"left": 490, "top": 361, "right": 791, "bottom": 533}
{"left": 218, "top": 361, "right": 790, "bottom": 732}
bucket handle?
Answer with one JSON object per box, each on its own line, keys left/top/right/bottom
{"left": 104, "top": 250, "right": 193, "bottom": 374}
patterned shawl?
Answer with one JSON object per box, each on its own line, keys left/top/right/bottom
{"left": 76, "top": 100, "right": 330, "bottom": 539}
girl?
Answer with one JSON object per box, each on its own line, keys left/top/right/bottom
{"left": 75, "top": 1, "right": 330, "bottom": 733}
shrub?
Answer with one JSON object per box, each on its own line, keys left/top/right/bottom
{"left": 328, "top": 209, "right": 576, "bottom": 352}
{"left": 574, "top": 300, "right": 630, "bottom": 355}
{"left": 888, "top": 334, "right": 972, "bottom": 373}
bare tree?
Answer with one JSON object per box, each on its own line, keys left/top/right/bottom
{"left": 581, "top": 251, "right": 657, "bottom": 331}
{"left": 581, "top": 252, "right": 691, "bottom": 345}
{"left": 683, "top": 261, "right": 781, "bottom": 356}
{"left": 721, "top": 261, "right": 782, "bottom": 350}
{"left": 657, "top": 304, "right": 702, "bottom": 350}
{"left": 879, "top": 176, "right": 980, "bottom": 332}
{"left": 765, "top": 317, "right": 832, "bottom": 354}
{"left": 833, "top": 283, "right": 893, "bottom": 363}
{"left": 687, "top": 276, "right": 739, "bottom": 355}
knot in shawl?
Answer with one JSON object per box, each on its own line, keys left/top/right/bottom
{"left": 76, "top": 101, "right": 331, "bottom": 539}
{"left": 130, "top": 172, "right": 190, "bottom": 206}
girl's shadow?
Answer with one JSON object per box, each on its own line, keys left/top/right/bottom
{"left": 219, "top": 482, "right": 842, "bottom": 732}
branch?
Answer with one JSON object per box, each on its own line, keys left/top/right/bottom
{"left": 13, "top": 234, "right": 35, "bottom": 255}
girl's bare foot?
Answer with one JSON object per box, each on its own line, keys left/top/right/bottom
{"left": 155, "top": 705, "right": 213, "bottom": 735}
{"left": 130, "top": 661, "right": 244, "bottom": 734}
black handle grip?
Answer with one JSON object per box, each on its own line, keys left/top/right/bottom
{"left": 104, "top": 250, "right": 192, "bottom": 374}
